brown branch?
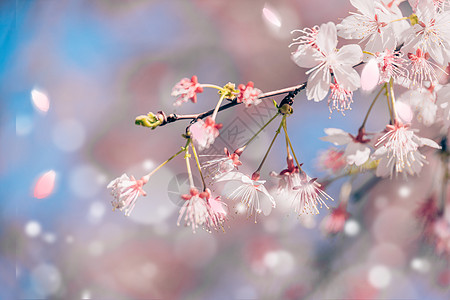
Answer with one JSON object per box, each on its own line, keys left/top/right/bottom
{"left": 158, "top": 83, "right": 307, "bottom": 127}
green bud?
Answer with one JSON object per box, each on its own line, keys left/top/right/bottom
{"left": 279, "top": 104, "right": 293, "bottom": 115}
{"left": 219, "top": 82, "right": 238, "bottom": 99}
{"left": 135, "top": 112, "right": 162, "bottom": 129}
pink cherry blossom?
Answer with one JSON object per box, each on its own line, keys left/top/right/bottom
{"left": 407, "top": 48, "right": 439, "bottom": 86}
{"left": 432, "top": 218, "right": 450, "bottom": 256}
{"left": 336, "top": 0, "right": 396, "bottom": 53}
{"left": 291, "top": 171, "right": 333, "bottom": 215}
{"left": 215, "top": 172, "right": 275, "bottom": 221}
{"left": 375, "top": 49, "right": 408, "bottom": 83}
{"left": 202, "top": 147, "right": 242, "bottom": 179}
{"left": 172, "top": 75, "right": 204, "bottom": 106}
{"left": 292, "top": 22, "right": 363, "bottom": 102}
{"left": 290, "top": 25, "right": 320, "bottom": 55}
{"left": 321, "top": 203, "right": 350, "bottom": 235}
{"left": 398, "top": 87, "right": 438, "bottom": 126}
{"left": 416, "top": 197, "right": 439, "bottom": 224}
{"left": 237, "top": 82, "right": 262, "bottom": 107}
{"left": 372, "top": 122, "right": 441, "bottom": 177}
{"left": 403, "top": 0, "right": 450, "bottom": 65}
{"left": 321, "top": 128, "right": 372, "bottom": 167}
{"left": 317, "top": 148, "right": 347, "bottom": 174}
{"left": 328, "top": 81, "right": 355, "bottom": 114}
{"left": 270, "top": 155, "right": 301, "bottom": 198}
{"left": 190, "top": 117, "right": 222, "bottom": 151}
{"left": 272, "top": 156, "right": 333, "bottom": 215}
{"left": 177, "top": 187, "right": 226, "bottom": 233}
{"left": 107, "top": 173, "right": 149, "bottom": 216}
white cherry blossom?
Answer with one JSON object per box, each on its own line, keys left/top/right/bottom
{"left": 402, "top": 0, "right": 450, "bottom": 65}
{"left": 398, "top": 87, "right": 438, "bottom": 126}
{"left": 107, "top": 174, "right": 149, "bottom": 216}
{"left": 336, "top": 0, "right": 397, "bottom": 53}
{"left": 292, "top": 22, "right": 363, "bottom": 102}
{"left": 321, "top": 128, "right": 372, "bottom": 167}
{"left": 372, "top": 123, "right": 441, "bottom": 177}
{"left": 215, "top": 172, "right": 275, "bottom": 220}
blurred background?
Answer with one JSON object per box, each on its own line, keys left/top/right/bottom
{"left": 1, "top": 0, "right": 449, "bottom": 299}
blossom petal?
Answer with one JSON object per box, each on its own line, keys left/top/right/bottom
{"left": 419, "top": 137, "right": 441, "bottom": 149}
{"left": 345, "top": 142, "right": 371, "bottom": 166}
{"left": 316, "top": 22, "right": 337, "bottom": 54}
{"left": 306, "top": 67, "right": 330, "bottom": 102}
{"left": 214, "top": 171, "right": 246, "bottom": 183}
{"left": 350, "top": 0, "right": 375, "bottom": 16}
{"left": 321, "top": 128, "right": 352, "bottom": 145}
{"left": 335, "top": 44, "right": 363, "bottom": 66}
{"left": 292, "top": 46, "right": 322, "bottom": 68}
{"left": 333, "top": 65, "right": 361, "bottom": 91}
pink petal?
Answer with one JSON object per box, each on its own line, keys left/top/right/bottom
{"left": 396, "top": 101, "right": 413, "bottom": 123}
{"left": 34, "top": 170, "right": 56, "bottom": 199}
{"left": 360, "top": 59, "right": 380, "bottom": 92}
{"left": 262, "top": 6, "right": 281, "bottom": 28}
{"left": 31, "top": 89, "right": 50, "bottom": 113}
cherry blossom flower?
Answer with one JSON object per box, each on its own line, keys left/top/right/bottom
{"left": 321, "top": 203, "right": 350, "bottom": 235}
{"left": 107, "top": 173, "right": 149, "bottom": 216}
{"left": 317, "top": 148, "right": 347, "bottom": 174}
{"left": 190, "top": 117, "right": 222, "bottom": 151}
{"left": 398, "top": 87, "right": 438, "bottom": 126}
{"left": 321, "top": 128, "right": 372, "bottom": 167}
{"left": 375, "top": 49, "right": 408, "bottom": 83}
{"left": 291, "top": 22, "right": 363, "bottom": 102}
{"left": 328, "top": 81, "right": 354, "bottom": 113}
{"left": 379, "top": 0, "right": 411, "bottom": 44}
{"left": 270, "top": 155, "right": 301, "bottom": 197}
{"left": 432, "top": 218, "right": 450, "bottom": 255}
{"left": 208, "top": 195, "right": 228, "bottom": 228}
{"left": 172, "top": 75, "right": 203, "bottom": 106}
{"left": 402, "top": 0, "right": 450, "bottom": 65}
{"left": 177, "top": 187, "right": 226, "bottom": 233}
{"left": 416, "top": 197, "right": 439, "bottom": 224}
{"left": 291, "top": 171, "right": 333, "bottom": 215}
{"left": 237, "top": 82, "right": 262, "bottom": 107}
{"left": 407, "top": 48, "right": 439, "bottom": 86}
{"left": 202, "top": 147, "right": 242, "bottom": 179}
{"left": 271, "top": 157, "right": 332, "bottom": 215}
{"left": 215, "top": 172, "right": 275, "bottom": 221}
{"left": 290, "top": 25, "right": 320, "bottom": 56}
{"left": 372, "top": 123, "right": 441, "bottom": 177}
{"left": 336, "top": 0, "right": 396, "bottom": 53}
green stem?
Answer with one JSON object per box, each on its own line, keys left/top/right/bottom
{"left": 191, "top": 142, "right": 206, "bottom": 191}
{"left": 388, "top": 16, "right": 409, "bottom": 23}
{"left": 360, "top": 85, "right": 385, "bottom": 130}
{"left": 255, "top": 117, "right": 284, "bottom": 173}
{"left": 241, "top": 113, "right": 280, "bottom": 150}
{"left": 143, "top": 140, "right": 189, "bottom": 181}
{"left": 211, "top": 94, "right": 226, "bottom": 121}
{"left": 200, "top": 84, "right": 224, "bottom": 91}
{"left": 282, "top": 118, "right": 303, "bottom": 172}
{"left": 389, "top": 78, "right": 398, "bottom": 122}
{"left": 385, "top": 83, "right": 393, "bottom": 123}
{"left": 184, "top": 140, "right": 194, "bottom": 187}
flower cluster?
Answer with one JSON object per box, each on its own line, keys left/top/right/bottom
{"left": 107, "top": 0, "right": 448, "bottom": 243}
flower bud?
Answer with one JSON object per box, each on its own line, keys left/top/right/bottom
{"left": 219, "top": 82, "right": 238, "bottom": 100}
{"left": 279, "top": 104, "right": 293, "bottom": 115}
{"left": 135, "top": 112, "right": 162, "bottom": 129}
